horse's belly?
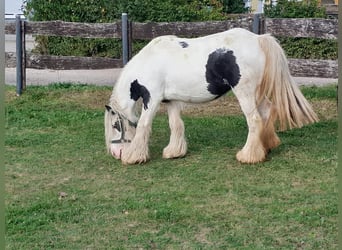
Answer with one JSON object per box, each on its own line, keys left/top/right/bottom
{"left": 166, "top": 93, "right": 215, "bottom": 103}
{"left": 164, "top": 78, "right": 216, "bottom": 103}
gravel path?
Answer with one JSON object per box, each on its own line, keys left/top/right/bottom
{"left": 5, "top": 68, "right": 338, "bottom": 87}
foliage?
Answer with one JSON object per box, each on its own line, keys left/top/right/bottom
{"left": 278, "top": 37, "right": 337, "bottom": 60}
{"left": 221, "top": 0, "right": 248, "bottom": 14}
{"left": 24, "top": 0, "right": 335, "bottom": 60}
{"left": 5, "top": 84, "right": 338, "bottom": 249}
{"left": 34, "top": 36, "right": 123, "bottom": 57}
{"left": 264, "top": 0, "right": 326, "bottom": 18}
{"left": 24, "top": 0, "right": 231, "bottom": 23}
{"left": 116, "top": 0, "right": 227, "bottom": 22}
{"left": 24, "top": 0, "right": 119, "bottom": 23}
{"left": 263, "top": 0, "right": 335, "bottom": 60}
{"left": 24, "top": 0, "right": 248, "bottom": 22}
{"left": 24, "top": 0, "right": 246, "bottom": 57}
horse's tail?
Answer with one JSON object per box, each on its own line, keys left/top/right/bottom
{"left": 257, "top": 34, "right": 319, "bottom": 131}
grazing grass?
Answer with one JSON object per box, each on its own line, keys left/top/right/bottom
{"left": 5, "top": 83, "right": 337, "bottom": 249}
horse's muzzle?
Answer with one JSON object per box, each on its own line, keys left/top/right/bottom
{"left": 110, "top": 143, "right": 123, "bottom": 160}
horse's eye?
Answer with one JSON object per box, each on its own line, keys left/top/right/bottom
{"left": 113, "top": 120, "right": 122, "bottom": 132}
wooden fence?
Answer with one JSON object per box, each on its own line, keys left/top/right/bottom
{"left": 5, "top": 14, "right": 338, "bottom": 93}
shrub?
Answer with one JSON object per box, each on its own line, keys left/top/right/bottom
{"left": 264, "top": 0, "right": 336, "bottom": 60}
{"left": 24, "top": 0, "right": 247, "bottom": 58}
{"left": 264, "top": 0, "right": 326, "bottom": 18}
{"left": 278, "top": 37, "right": 337, "bottom": 60}
{"left": 221, "top": 0, "right": 248, "bottom": 14}
{"left": 25, "top": 0, "right": 336, "bottom": 60}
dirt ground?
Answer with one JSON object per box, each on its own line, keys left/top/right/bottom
{"left": 158, "top": 94, "right": 337, "bottom": 121}
{"left": 77, "top": 88, "right": 337, "bottom": 121}
{"left": 7, "top": 86, "right": 336, "bottom": 122}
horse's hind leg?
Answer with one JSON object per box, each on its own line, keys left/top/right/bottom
{"left": 163, "top": 101, "right": 187, "bottom": 159}
{"left": 234, "top": 85, "right": 281, "bottom": 163}
{"left": 236, "top": 111, "right": 266, "bottom": 163}
{"left": 234, "top": 84, "right": 268, "bottom": 163}
{"left": 258, "top": 97, "right": 280, "bottom": 152}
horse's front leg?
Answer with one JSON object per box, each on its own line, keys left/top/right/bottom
{"left": 163, "top": 101, "right": 187, "bottom": 159}
{"left": 121, "top": 101, "right": 160, "bottom": 165}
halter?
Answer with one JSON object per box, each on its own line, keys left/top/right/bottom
{"left": 110, "top": 112, "right": 137, "bottom": 144}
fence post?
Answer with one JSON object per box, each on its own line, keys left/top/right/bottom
{"left": 252, "top": 13, "right": 261, "bottom": 34}
{"left": 128, "top": 20, "right": 133, "bottom": 60}
{"left": 259, "top": 14, "right": 265, "bottom": 34}
{"left": 122, "top": 13, "right": 129, "bottom": 66}
{"left": 21, "top": 20, "right": 26, "bottom": 91}
{"left": 15, "top": 15, "right": 23, "bottom": 96}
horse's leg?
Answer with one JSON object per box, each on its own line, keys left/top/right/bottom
{"left": 121, "top": 100, "right": 160, "bottom": 165}
{"left": 163, "top": 101, "right": 187, "bottom": 159}
{"left": 234, "top": 83, "right": 268, "bottom": 163}
{"left": 258, "top": 97, "right": 280, "bottom": 152}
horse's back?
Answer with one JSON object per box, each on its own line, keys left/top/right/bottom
{"left": 136, "top": 28, "right": 262, "bottom": 70}
{"left": 143, "top": 28, "right": 258, "bottom": 53}
{"left": 121, "top": 28, "right": 265, "bottom": 103}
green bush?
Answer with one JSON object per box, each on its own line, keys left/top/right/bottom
{"left": 25, "top": 0, "right": 247, "bottom": 58}
{"left": 221, "top": 0, "right": 249, "bottom": 14}
{"left": 25, "top": 0, "right": 336, "bottom": 60}
{"left": 24, "top": 0, "right": 248, "bottom": 22}
{"left": 264, "top": 0, "right": 326, "bottom": 18}
{"left": 264, "top": 0, "right": 336, "bottom": 60}
{"left": 25, "top": 0, "right": 120, "bottom": 22}
{"left": 33, "top": 36, "right": 147, "bottom": 58}
{"left": 116, "top": 0, "right": 227, "bottom": 22}
{"left": 278, "top": 37, "right": 337, "bottom": 60}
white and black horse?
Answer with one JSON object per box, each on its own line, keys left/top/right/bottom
{"left": 105, "top": 28, "right": 318, "bottom": 165}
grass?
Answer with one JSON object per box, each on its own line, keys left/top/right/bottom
{"left": 5, "top": 83, "right": 337, "bottom": 249}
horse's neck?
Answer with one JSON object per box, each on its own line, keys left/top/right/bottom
{"left": 110, "top": 85, "right": 137, "bottom": 123}
{"left": 109, "top": 93, "right": 125, "bottom": 113}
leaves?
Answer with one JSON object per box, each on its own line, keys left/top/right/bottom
{"left": 24, "top": 0, "right": 246, "bottom": 57}
{"left": 264, "top": 0, "right": 326, "bottom": 18}
{"left": 278, "top": 37, "right": 337, "bottom": 60}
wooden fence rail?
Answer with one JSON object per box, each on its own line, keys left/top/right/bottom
{"left": 265, "top": 18, "right": 338, "bottom": 39}
{"left": 6, "top": 20, "right": 122, "bottom": 38}
{"left": 131, "top": 15, "right": 255, "bottom": 39}
{"left": 5, "top": 15, "right": 338, "bottom": 94}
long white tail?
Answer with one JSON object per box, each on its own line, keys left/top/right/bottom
{"left": 257, "top": 34, "right": 319, "bottom": 131}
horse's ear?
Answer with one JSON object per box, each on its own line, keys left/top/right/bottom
{"left": 105, "top": 105, "right": 112, "bottom": 112}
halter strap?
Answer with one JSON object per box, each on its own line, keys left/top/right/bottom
{"left": 111, "top": 112, "right": 137, "bottom": 144}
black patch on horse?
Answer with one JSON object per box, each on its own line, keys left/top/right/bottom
{"left": 179, "top": 41, "right": 189, "bottom": 48}
{"left": 205, "top": 48, "right": 241, "bottom": 98}
{"left": 130, "top": 79, "right": 151, "bottom": 110}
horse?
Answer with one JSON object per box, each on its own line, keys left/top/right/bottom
{"left": 104, "top": 28, "right": 318, "bottom": 165}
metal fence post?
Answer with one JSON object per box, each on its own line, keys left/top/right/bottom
{"left": 15, "top": 15, "right": 23, "bottom": 96}
{"left": 128, "top": 20, "right": 132, "bottom": 60}
{"left": 21, "top": 20, "right": 26, "bottom": 91}
{"left": 122, "top": 13, "right": 129, "bottom": 66}
{"left": 252, "top": 13, "right": 261, "bottom": 34}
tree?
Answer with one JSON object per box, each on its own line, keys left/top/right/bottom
{"left": 221, "top": 0, "right": 248, "bottom": 14}
{"left": 264, "top": 0, "right": 326, "bottom": 18}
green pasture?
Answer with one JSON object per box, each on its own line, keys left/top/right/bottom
{"left": 5, "top": 84, "right": 337, "bottom": 249}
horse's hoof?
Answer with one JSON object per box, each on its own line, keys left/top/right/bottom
{"left": 236, "top": 148, "right": 266, "bottom": 164}
{"left": 162, "top": 141, "right": 187, "bottom": 159}
{"left": 121, "top": 154, "right": 149, "bottom": 165}
{"left": 162, "top": 149, "right": 186, "bottom": 159}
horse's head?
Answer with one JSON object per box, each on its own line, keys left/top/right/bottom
{"left": 104, "top": 105, "right": 137, "bottom": 159}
